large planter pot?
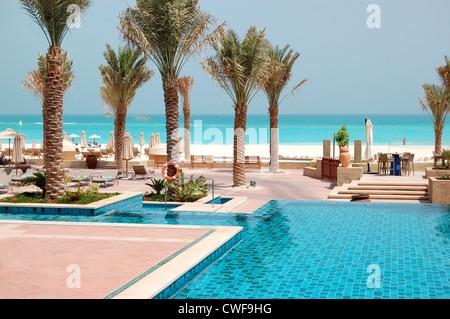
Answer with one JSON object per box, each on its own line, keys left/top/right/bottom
{"left": 86, "top": 154, "right": 98, "bottom": 169}
{"left": 339, "top": 146, "right": 351, "bottom": 168}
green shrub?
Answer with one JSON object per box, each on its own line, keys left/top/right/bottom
{"left": 19, "top": 172, "right": 46, "bottom": 198}
{"left": 335, "top": 125, "right": 349, "bottom": 147}
{"left": 145, "top": 178, "right": 168, "bottom": 195}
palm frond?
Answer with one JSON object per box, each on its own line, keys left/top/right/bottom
{"left": 119, "top": 0, "right": 225, "bottom": 83}
{"left": 19, "top": 0, "right": 92, "bottom": 47}
{"left": 201, "top": 26, "right": 270, "bottom": 110}
{"left": 99, "top": 44, "right": 154, "bottom": 117}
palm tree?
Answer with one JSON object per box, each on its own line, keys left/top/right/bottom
{"left": 118, "top": 0, "right": 224, "bottom": 162}
{"left": 99, "top": 44, "right": 154, "bottom": 170}
{"left": 262, "top": 45, "right": 307, "bottom": 173}
{"left": 437, "top": 56, "right": 450, "bottom": 89}
{"left": 177, "top": 76, "right": 194, "bottom": 161}
{"left": 202, "top": 27, "right": 270, "bottom": 187}
{"left": 19, "top": 0, "right": 91, "bottom": 200}
{"left": 21, "top": 52, "right": 74, "bottom": 155}
{"left": 418, "top": 84, "right": 450, "bottom": 155}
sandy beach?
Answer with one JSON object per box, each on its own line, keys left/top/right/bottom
{"left": 19, "top": 142, "right": 437, "bottom": 163}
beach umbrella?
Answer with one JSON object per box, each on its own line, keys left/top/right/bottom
{"left": 156, "top": 132, "right": 161, "bottom": 145}
{"left": 107, "top": 131, "right": 115, "bottom": 150}
{"left": 89, "top": 134, "right": 101, "bottom": 144}
{"left": 365, "top": 119, "right": 373, "bottom": 172}
{"left": 63, "top": 131, "right": 69, "bottom": 141}
{"left": 81, "top": 131, "right": 87, "bottom": 149}
{"left": 20, "top": 136, "right": 26, "bottom": 150}
{"left": 12, "top": 133, "right": 23, "bottom": 174}
{"left": 178, "top": 135, "right": 184, "bottom": 154}
{"left": 150, "top": 133, "right": 156, "bottom": 149}
{"left": 122, "top": 132, "right": 134, "bottom": 172}
{"left": 0, "top": 129, "right": 29, "bottom": 162}
{"left": 139, "top": 132, "right": 145, "bottom": 153}
{"left": 68, "top": 133, "right": 79, "bottom": 143}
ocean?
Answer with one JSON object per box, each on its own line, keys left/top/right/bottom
{"left": 0, "top": 113, "right": 448, "bottom": 147}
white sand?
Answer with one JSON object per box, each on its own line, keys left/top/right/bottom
{"left": 21, "top": 142, "right": 437, "bottom": 162}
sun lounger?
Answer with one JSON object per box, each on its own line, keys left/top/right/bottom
{"left": 91, "top": 169, "right": 119, "bottom": 187}
{"left": 81, "top": 151, "right": 91, "bottom": 159}
{"left": 131, "top": 165, "right": 154, "bottom": 180}
{"left": 11, "top": 168, "right": 40, "bottom": 185}
{"left": 71, "top": 169, "right": 93, "bottom": 185}
{"left": 0, "top": 168, "right": 14, "bottom": 192}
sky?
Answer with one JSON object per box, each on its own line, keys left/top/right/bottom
{"left": 0, "top": 0, "right": 449, "bottom": 116}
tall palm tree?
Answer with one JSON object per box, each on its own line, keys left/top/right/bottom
{"left": 99, "top": 44, "right": 154, "bottom": 170}
{"left": 437, "top": 56, "right": 450, "bottom": 89}
{"left": 20, "top": 0, "right": 91, "bottom": 199}
{"left": 119, "top": 0, "right": 224, "bottom": 162}
{"left": 418, "top": 84, "right": 450, "bottom": 155}
{"left": 21, "top": 52, "right": 74, "bottom": 154}
{"left": 202, "top": 27, "right": 270, "bottom": 187}
{"left": 262, "top": 45, "right": 307, "bottom": 173}
{"left": 177, "top": 76, "right": 194, "bottom": 161}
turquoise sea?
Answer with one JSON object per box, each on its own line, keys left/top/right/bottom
{"left": 0, "top": 114, "right": 449, "bottom": 146}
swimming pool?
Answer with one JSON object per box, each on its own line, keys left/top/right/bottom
{"left": 0, "top": 200, "right": 449, "bottom": 299}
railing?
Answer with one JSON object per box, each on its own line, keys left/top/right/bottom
{"left": 322, "top": 158, "right": 340, "bottom": 182}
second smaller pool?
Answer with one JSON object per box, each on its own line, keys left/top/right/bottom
{"left": 205, "top": 197, "right": 233, "bottom": 205}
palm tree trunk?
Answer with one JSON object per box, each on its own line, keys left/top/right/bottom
{"left": 184, "top": 108, "right": 191, "bottom": 161}
{"left": 435, "top": 128, "right": 443, "bottom": 155}
{"left": 41, "top": 103, "right": 46, "bottom": 164}
{"left": 269, "top": 104, "right": 279, "bottom": 173}
{"left": 164, "top": 80, "right": 179, "bottom": 162}
{"left": 115, "top": 111, "right": 127, "bottom": 170}
{"left": 44, "top": 47, "right": 65, "bottom": 200}
{"left": 233, "top": 107, "right": 247, "bottom": 187}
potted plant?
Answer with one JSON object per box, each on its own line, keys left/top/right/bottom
{"left": 335, "top": 125, "right": 350, "bottom": 167}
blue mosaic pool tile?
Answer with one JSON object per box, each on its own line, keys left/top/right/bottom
{"left": 0, "top": 194, "right": 143, "bottom": 216}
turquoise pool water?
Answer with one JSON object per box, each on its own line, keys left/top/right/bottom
{"left": 0, "top": 200, "right": 449, "bottom": 299}
{"left": 205, "top": 197, "right": 233, "bottom": 205}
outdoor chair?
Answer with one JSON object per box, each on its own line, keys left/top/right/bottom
{"left": 31, "top": 148, "right": 42, "bottom": 158}
{"left": 91, "top": 169, "right": 119, "bottom": 187}
{"left": 403, "top": 153, "right": 415, "bottom": 175}
{"left": 0, "top": 168, "right": 14, "bottom": 192}
{"left": 132, "top": 165, "right": 154, "bottom": 180}
{"left": 0, "top": 174, "right": 13, "bottom": 192}
{"left": 377, "top": 153, "right": 391, "bottom": 175}
{"left": 71, "top": 169, "right": 93, "bottom": 185}
{"left": 81, "top": 151, "right": 91, "bottom": 159}
{"left": 106, "top": 146, "right": 114, "bottom": 155}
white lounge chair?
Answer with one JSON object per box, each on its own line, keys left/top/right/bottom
{"left": 72, "top": 169, "right": 93, "bottom": 185}
{"left": 91, "top": 169, "right": 119, "bottom": 187}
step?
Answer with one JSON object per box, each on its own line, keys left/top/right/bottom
{"left": 328, "top": 194, "right": 429, "bottom": 200}
{"left": 339, "top": 190, "right": 428, "bottom": 196}
{"left": 357, "top": 182, "right": 428, "bottom": 187}
{"left": 348, "top": 185, "right": 428, "bottom": 191}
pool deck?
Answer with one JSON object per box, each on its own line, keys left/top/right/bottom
{"left": 0, "top": 219, "right": 241, "bottom": 299}
{"left": 0, "top": 167, "right": 431, "bottom": 298}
